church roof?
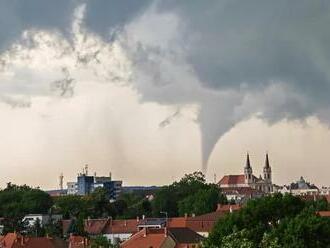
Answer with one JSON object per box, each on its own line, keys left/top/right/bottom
{"left": 264, "top": 153, "right": 270, "bottom": 168}
{"left": 218, "top": 175, "right": 245, "bottom": 185}
{"left": 245, "top": 153, "right": 251, "bottom": 168}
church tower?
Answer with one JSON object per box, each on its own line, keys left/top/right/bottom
{"left": 263, "top": 153, "right": 272, "bottom": 192}
{"left": 244, "top": 153, "right": 253, "bottom": 184}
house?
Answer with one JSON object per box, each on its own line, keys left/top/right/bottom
{"left": 277, "top": 176, "right": 319, "bottom": 196}
{"left": 120, "top": 227, "right": 204, "bottom": 248}
{"left": 218, "top": 153, "right": 274, "bottom": 202}
{"left": 0, "top": 233, "right": 67, "bottom": 248}
{"left": 63, "top": 204, "right": 241, "bottom": 244}
{"left": 317, "top": 211, "right": 330, "bottom": 217}
{"left": 22, "top": 214, "right": 62, "bottom": 227}
{"left": 68, "top": 235, "right": 89, "bottom": 248}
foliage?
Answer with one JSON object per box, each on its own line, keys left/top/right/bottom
{"left": 204, "top": 193, "right": 330, "bottom": 248}
{"left": 178, "top": 186, "right": 221, "bottom": 216}
{"left": 90, "top": 235, "right": 113, "bottom": 248}
{"left": 0, "top": 183, "right": 53, "bottom": 232}
{"left": 220, "top": 229, "right": 255, "bottom": 248}
{"left": 152, "top": 171, "right": 224, "bottom": 217}
{"left": 54, "top": 195, "right": 88, "bottom": 219}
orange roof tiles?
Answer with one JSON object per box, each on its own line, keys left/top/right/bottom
{"left": 0, "top": 233, "right": 67, "bottom": 248}
{"left": 84, "top": 218, "right": 109, "bottom": 235}
{"left": 218, "top": 175, "right": 245, "bottom": 185}
{"left": 69, "top": 235, "right": 88, "bottom": 248}
{"left": 120, "top": 228, "right": 169, "bottom": 248}
{"left": 317, "top": 211, "right": 330, "bottom": 217}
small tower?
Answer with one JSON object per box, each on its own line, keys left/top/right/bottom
{"left": 244, "top": 153, "right": 253, "bottom": 184}
{"left": 263, "top": 153, "right": 272, "bottom": 193}
{"left": 263, "top": 153, "right": 272, "bottom": 183}
{"left": 59, "top": 173, "right": 64, "bottom": 192}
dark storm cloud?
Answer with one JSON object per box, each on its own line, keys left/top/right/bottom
{"left": 0, "top": 0, "right": 77, "bottom": 51}
{"left": 83, "top": 0, "right": 152, "bottom": 40}
{"left": 2, "top": 0, "right": 330, "bottom": 171}
{"left": 122, "top": 0, "right": 330, "bottom": 170}
{"left": 157, "top": 0, "right": 330, "bottom": 100}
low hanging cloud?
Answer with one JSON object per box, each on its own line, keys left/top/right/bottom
{"left": 1, "top": 1, "right": 330, "bottom": 173}
{"left": 118, "top": 0, "right": 330, "bottom": 171}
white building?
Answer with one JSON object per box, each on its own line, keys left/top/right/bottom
{"left": 22, "top": 214, "right": 62, "bottom": 227}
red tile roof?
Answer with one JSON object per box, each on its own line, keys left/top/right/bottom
{"left": 216, "top": 204, "right": 241, "bottom": 212}
{"left": 221, "top": 187, "right": 262, "bottom": 195}
{"left": 218, "top": 175, "right": 245, "bottom": 185}
{"left": 120, "top": 228, "right": 170, "bottom": 248}
{"left": 0, "top": 233, "right": 67, "bottom": 248}
{"left": 317, "top": 211, "right": 330, "bottom": 217}
{"left": 84, "top": 219, "right": 109, "bottom": 235}
{"left": 105, "top": 219, "right": 139, "bottom": 234}
{"left": 69, "top": 235, "right": 88, "bottom": 248}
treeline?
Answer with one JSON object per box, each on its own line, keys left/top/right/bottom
{"left": 55, "top": 171, "right": 226, "bottom": 221}
{"left": 0, "top": 172, "right": 225, "bottom": 235}
{"left": 204, "top": 193, "right": 330, "bottom": 247}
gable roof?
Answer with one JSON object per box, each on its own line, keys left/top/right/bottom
{"left": 218, "top": 175, "right": 245, "bottom": 185}
{"left": 168, "top": 227, "right": 204, "bottom": 244}
{"left": 104, "top": 219, "right": 138, "bottom": 234}
{"left": 120, "top": 228, "right": 171, "bottom": 248}
{"left": 317, "top": 211, "right": 330, "bottom": 217}
{"left": 84, "top": 218, "right": 109, "bottom": 235}
{"left": 0, "top": 233, "right": 67, "bottom": 248}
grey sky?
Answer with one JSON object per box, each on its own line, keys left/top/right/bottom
{"left": 0, "top": 1, "right": 330, "bottom": 188}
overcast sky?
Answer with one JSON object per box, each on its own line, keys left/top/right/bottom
{"left": 1, "top": 0, "right": 330, "bottom": 189}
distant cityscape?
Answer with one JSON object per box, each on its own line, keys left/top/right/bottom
{"left": 47, "top": 153, "right": 330, "bottom": 204}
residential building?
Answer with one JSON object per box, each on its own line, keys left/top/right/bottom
{"left": 0, "top": 233, "right": 67, "bottom": 248}
{"left": 22, "top": 214, "right": 62, "bottom": 227}
{"left": 62, "top": 204, "right": 241, "bottom": 244}
{"left": 120, "top": 227, "right": 204, "bottom": 248}
{"left": 277, "top": 176, "right": 319, "bottom": 196}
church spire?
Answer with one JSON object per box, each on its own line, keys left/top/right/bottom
{"left": 265, "top": 153, "right": 270, "bottom": 168}
{"left": 245, "top": 153, "right": 251, "bottom": 168}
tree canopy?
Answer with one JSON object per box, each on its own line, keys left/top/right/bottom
{"left": 204, "top": 193, "right": 330, "bottom": 248}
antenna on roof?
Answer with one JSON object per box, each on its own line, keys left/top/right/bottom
{"left": 85, "top": 164, "right": 89, "bottom": 176}
{"left": 59, "top": 173, "right": 64, "bottom": 191}
{"left": 214, "top": 173, "right": 217, "bottom": 184}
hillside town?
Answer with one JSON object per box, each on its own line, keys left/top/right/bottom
{"left": 0, "top": 154, "right": 328, "bottom": 247}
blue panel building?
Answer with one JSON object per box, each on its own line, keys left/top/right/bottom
{"left": 77, "top": 175, "right": 94, "bottom": 195}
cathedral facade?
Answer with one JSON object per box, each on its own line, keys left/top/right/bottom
{"left": 218, "top": 153, "right": 273, "bottom": 194}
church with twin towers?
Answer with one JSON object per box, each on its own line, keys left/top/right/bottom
{"left": 218, "top": 153, "right": 273, "bottom": 194}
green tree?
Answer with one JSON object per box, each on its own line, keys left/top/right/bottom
{"left": 205, "top": 193, "right": 306, "bottom": 247}
{"left": 152, "top": 171, "right": 217, "bottom": 217}
{"left": 178, "top": 186, "right": 220, "bottom": 216}
{"left": 0, "top": 183, "right": 53, "bottom": 232}
{"left": 54, "top": 195, "right": 88, "bottom": 219}
{"left": 90, "top": 235, "right": 113, "bottom": 248}
{"left": 220, "top": 229, "right": 255, "bottom": 248}
{"left": 278, "top": 211, "right": 330, "bottom": 248}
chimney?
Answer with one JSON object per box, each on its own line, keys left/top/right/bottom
{"left": 164, "top": 227, "right": 167, "bottom": 237}
{"left": 217, "top": 204, "right": 222, "bottom": 211}
{"left": 142, "top": 215, "right": 145, "bottom": 220}
{"left": 191, "top": 213, "right": 195, "bottom": 218}
{"left": 230, "top": 206, "right": 233, "bottom": 213}
{"left": 184, "top": 213, "right": 188, "bottom": 219}
{"left": 136, "top": 216, "right": 140, "bottom": 222}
